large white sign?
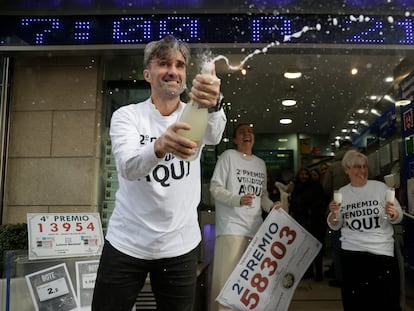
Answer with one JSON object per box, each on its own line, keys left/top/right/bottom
{"left": 27, "top": 213, "right": 104, "bottom": 260}
{"left": 217, "top": 208, "right": 322, "bottom": 311}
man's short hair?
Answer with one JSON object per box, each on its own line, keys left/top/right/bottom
{"left": 143, "top": 35, "right": 191, "bottom": 68}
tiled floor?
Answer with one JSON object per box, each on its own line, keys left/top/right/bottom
{"left": 288, "top": 278, "right": 342, "bottom": 311}
{"left": 288, "top": 274, "right": 414, "bottom": 311}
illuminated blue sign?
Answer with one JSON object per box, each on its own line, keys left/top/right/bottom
{"left": 1, "top": 0, "right": 413, "bottom": 10}
{"left": 0, "top": 14, "right": 413, "bottom": 47}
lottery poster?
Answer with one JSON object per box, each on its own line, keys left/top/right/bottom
{"left": 76, "top": 260, "right": 100, "bottom": 310}
{"left": 217, "top": 208, "right": 322, "bottom": 311}
{"left": 27, "top": 213, "right": 104, "bottom": 260}
{"left": 25, "top": 263, "right": 79, "bottom": 311}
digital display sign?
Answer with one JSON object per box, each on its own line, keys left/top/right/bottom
{"left": 0, "top": 0, "right": 413, "bottom": 11}
{"left": 0, "top": 14, "right": 413, "bottom": 47}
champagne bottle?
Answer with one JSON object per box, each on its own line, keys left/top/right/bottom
{"left": 177, "top": 61, "right": 214, "bottom": 161}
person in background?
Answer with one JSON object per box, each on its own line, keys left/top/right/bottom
{"left": 322, "top": 139, "right": 353, "bottom": 287}
{"left": 310, "top": 167, "right": 322, "bottom": 183}
{"left": 327, "top": 149, "right": 402, "bottom": 311}
{"left": 209, "top": 123, "right": 281, "bottom": 311}
{"left": 289, "top": 167, "right": 328, "bottom": 281}
{"left": 320, "top": 162, "right": 330, "bottom": 182}
{"left": 92, "top": 35, "right": 226, "bottom": 311}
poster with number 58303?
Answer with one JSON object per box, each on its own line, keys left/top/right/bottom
{"left": 217, "top": 208, "right": 322, "bottom": 311}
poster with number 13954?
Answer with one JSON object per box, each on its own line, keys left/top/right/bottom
{"left": 217, "top": 208, "right": 322, "bottom": 311}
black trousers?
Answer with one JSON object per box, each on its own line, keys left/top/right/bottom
{"left": 341, "top": 249, "right": 401, "bottom": 311}
{"left": 92, "top": 240, "right": 199, "bottom": 311}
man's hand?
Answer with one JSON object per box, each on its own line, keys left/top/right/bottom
{"left": 154, "top": 122, "right": 197, "bottom": 159}
{"left": 189, "top": 65, "right": 221, "bottom": 109}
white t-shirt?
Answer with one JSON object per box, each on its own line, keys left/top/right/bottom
{"left": 327, "top": 180, "right": 403, "bottom": 257}
{"left": 106, "top": 99, "right": 226, "bottom": 259}
{"left": 210, "top": 149, "right": 273, "bottom": 238}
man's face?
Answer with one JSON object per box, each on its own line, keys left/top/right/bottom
{"left": 144, "top": 50, "right": 187, "bottom": 99}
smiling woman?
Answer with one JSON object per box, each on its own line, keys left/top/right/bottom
{"left": 327, "top": 149, "right": 403, "bottom": 310}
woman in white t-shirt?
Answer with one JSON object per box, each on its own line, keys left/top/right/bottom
{"left": 327, "top": 149, "right": 403, "bottom": 311}
{"left": 209, "top": 123, "right": 281, "bottom": 311}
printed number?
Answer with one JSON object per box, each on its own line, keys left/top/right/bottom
{"left": 239, "top": 226, "right": 297, "bottom": 309}
{"left": 241, "top": 289, "right": 259, "bottom": 309}
{"left": 260, "top": 257, "right": 277, "bottom": 276}
{"left": 279, "top": 226, "right": 296, "bottom": 244}
{"left": 270, "top": 241, "right": 286, "bottom": 259}
{"left": 38, "top": 221, "right": 95, "bottom": 232}
{"left": 50, "top": 222, "right": 59, "bottom": 232}
{"left": 232, "top": 283, "right": 244, "bottom": 295}
{"left": 75, "top": 222, "right": 83, "bottom": 231}
{"left": 251, "top": 273, "right": 268, "bottom": 293}
{"left": 47, "top": 287, "right": 58, "bottom": 295}
{"left": 62, "top": 222, "right": 71, "bottom": 231}
{"left": 86, "top": 222, "right": 95, "bottom": 231}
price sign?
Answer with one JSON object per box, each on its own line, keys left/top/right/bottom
{"left": 81, "top": 273, "right": 96, "bottom": 289}
{"left": 75, "top": 259, "right": 100, "bottom": 307}
{"left": 36, "top": 277, "right": 69, "bottom": 301}
{"left": 27, "top": 213, "right": 104, "bottom": 260}
{"left": 217, "top": 208, "right": 322, "bottom": 311}
{"left": 25, "top": 263, "right": 79, "bottom": 311}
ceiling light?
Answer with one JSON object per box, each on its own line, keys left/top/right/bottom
{"left": 357, "top": 109, "right": 366, "bottom": 114}
{"left": 284, "top": 71, "right": 302, "bottom": 79}
{"left": 341, "top": 129, "right": 348, "bottom": 133}
{"left": 282, "top": 99, "right": 297, "bottom": 106}
{"left": 241, "top": 68, "right": 247, "bottom": 75}
{"left": 348, "top": 120, "right": 356, "bottom": 124}
{"left": 369, "top": 95, "right": 378, "bottom": 100}
{"left": 280, "top": 118, "right": 292, "bottom": 124}
{"left": 370, "top": 108, "right": 381, "bottom": 116}
{"left": 278, "top": 138, "right": 288, "bottom": 142}
{"left": 351, "top": 68, "right": 358, "bottom": 75}
{"left": 384, "top": 76, "right": 394, "bottom": 83}
{"left": 383, "top": 95, "right": 395, "bottom": 103}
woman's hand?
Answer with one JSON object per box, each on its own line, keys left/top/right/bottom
{"left": 273, "top": 201, "right": 282, "bottom": 209}
{"left": 240, "top": 193, "right": 255, "bottom": 207}
{"left": 328, "top": 200, "right": 341, "bottom": 223}
{"left": 385, "top": 201, "right": 398, "bottom": 221}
